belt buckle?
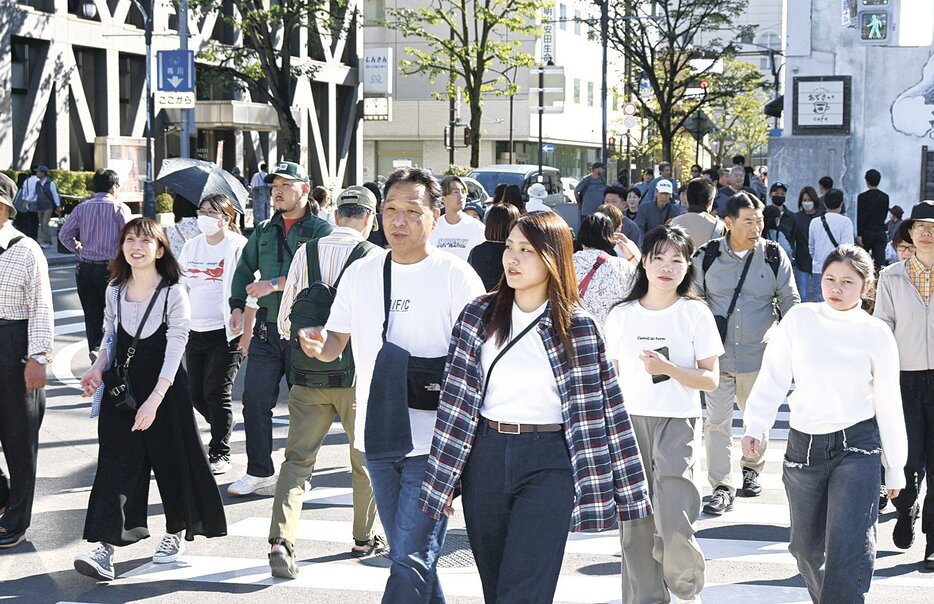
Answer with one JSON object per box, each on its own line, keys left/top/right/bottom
{"left": 497, "top": 421, "right": 521, "bottom": 435}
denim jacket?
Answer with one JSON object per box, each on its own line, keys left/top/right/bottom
{"left": 418, "top": 296, "right": 652, "bottom": 532}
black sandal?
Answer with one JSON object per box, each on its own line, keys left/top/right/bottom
{"left": 351, "top": 534, "right": 389, "bottom": 559}
{"left": 268, "top": 539, "right": 299, "bottom": 579}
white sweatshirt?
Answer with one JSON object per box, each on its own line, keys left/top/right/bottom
{"left": 742, "top": 302, "right": 907, "bottom": 489}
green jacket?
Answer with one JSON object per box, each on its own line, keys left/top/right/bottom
{"left": 230, "top": 204, "right": 333, "bottom": 321}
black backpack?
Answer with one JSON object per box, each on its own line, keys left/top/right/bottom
{"left": 0, "top": 236, "right": 24, "bottom": 256}
{"left": 289, "top": 239, "right": 378, "bottom": 388}
{"left": 699, "top": 238, "right": 782, "bottom": 278}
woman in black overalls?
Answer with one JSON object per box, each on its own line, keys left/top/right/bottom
{"left": 74, "top": 218, "right": 226, "bottom": 581}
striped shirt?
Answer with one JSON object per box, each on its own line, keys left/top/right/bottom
{"left": 906, "top": 255, "right": 934, "bottom": 303}
{"left": 419, "top": 296, "right": 653, "bottom": 532}
{"left": 0, "top": 221, "right": 53, "bottom": 357}
{"left": 277, "top": 226, "right": 369, "bottom": 337}
{"left": 58, "top": 193, "right": 132, "bottom": 261}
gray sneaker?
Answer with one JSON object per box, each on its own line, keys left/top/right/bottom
{"left": 74, "top": 543, "right": 115, "bottom": 581}
{"left": 153, "top": 531, "right": 185, "bottom": 563}
{"left": 703, "top": 486, "right": 735, "bottom": 516}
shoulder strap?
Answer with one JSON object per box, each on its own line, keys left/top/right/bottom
{"left": 123, "top": 280, "right": 166, "bottom": 368}
{"left": 333, "top": 241, "right": 373, "bottom": 290}
{"left": 381, "top": 253, "right": 392, "bottom": 342}
{"left": 481, "top": 313, "right": 544, "bottom": 402}
{"left": 578, "top": 252, "right": 608, "bottom": 298}
{"left": 701, "top": 239, "right": 720, "bottom": 275}
{"left": 0, "top": 236, "right": 24, "bottom": 256}
{"left": 306, "top": 239, "right": 322, "bottom": 285}
{"left": 764, "top": 240, "right": 781, "bottom": 278}
{"left": 725, "top": 251, "right": 755, "bottom": 321}
{"left": 820, "top": 215, "right": 840, "bottom": 248}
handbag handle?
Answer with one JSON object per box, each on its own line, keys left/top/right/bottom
{"left": 116, "top": 279, "right": 166, "bottom": 368}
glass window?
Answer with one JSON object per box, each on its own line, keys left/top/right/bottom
{"left": 364, "top": 0, "right": 385, "bottom": 23}
{"left": 587, "top": 82, "right": 594, "bottom": 106}
{"left": 573, "top": 78, "right": 581, "bottom": 104}
{"left": 559, "top": 4, "right": 567, "bottom": 30}
{"left": 574, "top": 10, "right": 581, "bottom": 35}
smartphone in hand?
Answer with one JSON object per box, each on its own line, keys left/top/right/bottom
{"left": 652, "top": 346, "right": 671, "bottom": 384}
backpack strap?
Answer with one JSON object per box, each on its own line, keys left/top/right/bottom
{"left": 306, "top": 239, "right": 322, "bottom": 286}
{"left": 820, "top": 215, "right": 840, "bottom": 248}
{"left": 763, "top": 239, "right": 781, "bottom": 278}
{"left": 0, "top": 236, "right": 24, "bottom": 256}
{"left": 701, "top": 239, "right": 720, "bottom": 275}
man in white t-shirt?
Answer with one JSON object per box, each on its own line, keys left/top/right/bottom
{"left": 429, "top": 175, "right": 486, "bottom": 262}
{"left": 298, "top": 167, "right": 484, "bottom": 603}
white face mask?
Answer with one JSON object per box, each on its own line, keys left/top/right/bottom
{"left": 198, "top": 215, "right": 224, "bottom": 236}
{"left": 801, "top": 201, "right": 815, "bottom": 212}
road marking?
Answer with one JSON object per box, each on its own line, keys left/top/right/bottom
{"left": 50, "top": 340, "right": 85, "bottom": 391}
{"left": 53, "top": 287, "right": 78, "bottom": 293}
{"left": 54, "top": 310, "right": 84, "bottom": 320}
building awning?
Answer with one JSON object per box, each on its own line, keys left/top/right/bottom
{"left": 764, "top": 95, "right": 784, "bottom": 118}
{"left": 163, "top": 101, "right": 299, "bottom": 131}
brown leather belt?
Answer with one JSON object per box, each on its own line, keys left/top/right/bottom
{"left": 486, "top": 418, "right": 563, "bottom": 435}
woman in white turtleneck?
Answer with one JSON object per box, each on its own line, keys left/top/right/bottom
{"left": 741, "top": 244, "right": 907, "bottom": 604}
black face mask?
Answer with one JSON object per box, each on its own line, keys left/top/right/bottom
{"left": 771, "top": 195, "right": 786, "bottom": 207}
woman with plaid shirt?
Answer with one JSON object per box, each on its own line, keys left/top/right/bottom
{"left": 419, "top": 211, "right": 652, "bottom": 603}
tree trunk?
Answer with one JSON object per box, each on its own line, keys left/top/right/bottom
{"left": 468, "top": 91, "right": 483, "bottom": 168}
{"left": 278, "top": 112, "right": 302, "bottom": 162}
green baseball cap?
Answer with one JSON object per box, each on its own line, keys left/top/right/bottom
{"left": 264, "top": 161, "right": 309, "bottom": 184}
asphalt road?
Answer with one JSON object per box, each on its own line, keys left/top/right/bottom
{"left": 0, "top": 264, "right": 932, "bottom": 603}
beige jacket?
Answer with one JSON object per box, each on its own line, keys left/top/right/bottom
{"left": 873, "top": 260, "right": 934, "bottom": 371}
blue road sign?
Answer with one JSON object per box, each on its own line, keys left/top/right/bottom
{"left": 157, "top": 50, "right": 195, "bottom": 93}
{"left": 541, "top": 143, "right": 555, "bottom": 153}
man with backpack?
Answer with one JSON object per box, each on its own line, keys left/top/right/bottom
{"left": 692, "top": 192, "right": 799, "bottom": 516}
{"left": 21, "top": 166, "right": 61, "bottom": 247}
{"left": 670, "top": 178, "right": 725, "bottom": 248}
{"left": 267, "top": 185, "right": 386, "bottom": 578}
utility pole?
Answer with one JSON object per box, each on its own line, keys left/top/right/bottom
{"left": 134, "top": 0, "right": 156, "bottom": 218}
{"left": 538, "top": 66, "right": 544, "bottom": 180}
{"left": 448, "top": 27, "right": 455, "bottom": 167}
{"left": 179, "top": 0, "right": 192, "bottom": 159}
{"left": 623, "top": 0, "right": 633, "bottom": 185}
{"left": 600, "top": 0, "right": 608, "bottom": 166}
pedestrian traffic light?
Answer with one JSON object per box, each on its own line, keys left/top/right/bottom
{"left": 607, "top": 136, "right": 616, "bottom": 151}
{"left": 463, "top": 126, "right": 472, "bottom": 147}
{"left": 857, "top": 0, "right": 891, "bottom": 45}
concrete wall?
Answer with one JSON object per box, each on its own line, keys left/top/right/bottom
{"left": 771, "top": 0, "right": 934, "bottom": 214}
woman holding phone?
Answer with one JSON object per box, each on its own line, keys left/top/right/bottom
{"left": 603, "top": 224, "right": 723, "bottom": 604}
{"left": 420, "top": 211, "right": 652, "bottom": 603}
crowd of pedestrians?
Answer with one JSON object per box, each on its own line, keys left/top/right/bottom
{"left": 0, "top": 155, "right": 932, "bottom": 604}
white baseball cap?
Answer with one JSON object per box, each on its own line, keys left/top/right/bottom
{"left": 656, "top": 179, "right": 673, "bottom": 194}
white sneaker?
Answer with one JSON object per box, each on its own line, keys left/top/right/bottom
{"left": 74, "top": 543, "right": 115, "bottom": 581}
{"left": 227, "top": 473, "right": 277, "bottom": 496}
{"left": 209, "top": 454, "right": 231, "bottom": 475}
{"left": 153, "top": 531, "right": 185, "bottom": 564}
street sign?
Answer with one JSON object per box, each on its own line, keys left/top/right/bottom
{"left": 622, "top": 102, "right": 637, "bottom": 116}
{"left": 623, "top": 116, "right": 638, "bottom": 130}
{"left": 529, "top": 66, "right": 565, "bottom": 113}
{"left": 541, "top": 144, "right": 555, "bottom": 153}
{"left": 154, "top": 91, "right": 195, "bottom": 112}
{"left": 156, "top": 50, "right": 195, "bottom": 92}
{"left": 363, "top": 48, "right": 393, "bottom": 96}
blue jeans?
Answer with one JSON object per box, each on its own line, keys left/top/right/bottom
{"left": 365, "top": 454, "right": 447, "bottom": 604}
{"left": 794, "top": 269, "right": 823, "bottom": 302}
{"left": 461, "top": 423, "right": 574, "bottom": 604}
{"left": 782, "top": 418, "right": 881, "bottom": 603}
{"left": 242, "top": 322, "right": 291, "bottom": 477}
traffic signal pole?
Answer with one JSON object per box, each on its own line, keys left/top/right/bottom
{"left": 538, "top": 67, "right": 544, "bottom": 180}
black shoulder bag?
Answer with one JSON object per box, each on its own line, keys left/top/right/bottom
{"left": 713, "top": 250, "right": 755, "bottom": 343}
{"left": 820, "top": 215, "right": 840, "bottom": 248}
{"left": 382, "top": 255, "right": 446, "bottom": 411}
{"left": 102, "top": 281, "right": 165, "bottom": 412}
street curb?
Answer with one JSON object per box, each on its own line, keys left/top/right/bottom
{"left": 46, "top": 255, "right": 78, "bottom": 267}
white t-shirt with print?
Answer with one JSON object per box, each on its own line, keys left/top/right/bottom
{"left": 429, "top": 214, "right": 487, "bottom": 263}
{"left": 180, "top": 236, "right": 228, "bottom": 332}
{"left": 327, "top": 249, "right": 485, "bottom": 455}
{"left": 604, "top": 298, "right": 724, "bottom": 418}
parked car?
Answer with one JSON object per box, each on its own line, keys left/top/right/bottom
{"left": 468, "top": 164, "right": 564, "bottom": 206}
{"left": 561, "top": 177, "right": 579, "bottom": 203}
{"left": 461, "top": 176, "right": 490, "bottom": 206}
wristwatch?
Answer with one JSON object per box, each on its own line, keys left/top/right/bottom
{"left": 270, "top": 277, "right": 280, "bottom": 291}
{"left": 30, "top": 353, "right": 50, "bottom": 365}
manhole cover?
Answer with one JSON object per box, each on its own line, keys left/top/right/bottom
{"left": 358, "top": 529, "right": 476, "bottom": 569}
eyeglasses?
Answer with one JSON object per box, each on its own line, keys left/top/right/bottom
{"left": 911, "top": 223, "right": 934, "bottom": 235}
{"left": 197, "top": 210, "right": 224, "bottom": 218}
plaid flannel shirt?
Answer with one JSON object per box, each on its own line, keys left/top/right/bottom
{"left": 419, "top": 297, "right": 652, "bottom": 532}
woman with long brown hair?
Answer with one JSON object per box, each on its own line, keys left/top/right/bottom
{"left": 74, "top": 218, "right": 226, "bottom": 581}
{"left": 419, "top": 211, "right": 652, "bottom": 603}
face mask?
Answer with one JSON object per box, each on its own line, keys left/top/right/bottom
{"left": 198, "top": 215, "right": 223, "bottom": 236}
{"left": 801, "top": 201, "right": 815, "bottom": 212}
{"left": 772, "top": 195, "right": 786, "bottom": 206}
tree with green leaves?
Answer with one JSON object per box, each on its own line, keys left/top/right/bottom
{"left": 382, "top": 0, "right": 545, "bottom": 168}
{"left": 189, "top": 0, "right": 349, "bottom": 162}
{"left": 707, "top": 60, "right": 771, "bottom": 165}
{"left": 607, "top": 0, "right": 764, "bottom": 164}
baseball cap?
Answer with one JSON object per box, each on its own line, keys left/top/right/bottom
{"left": 35, "top": 165, "right": 49, "bottom": 174}
{"left": 264, "top": 161, "right": 309, "bottom": 184}
{"left": 231, "top": 167, "right": 241, "bottom": 174}
{"left": 769, "top": 181, "right": 788, "bottom": 194}
{"left": 656, "top": 179, "right": 673, "bottom": 195}
{"left": 0, "top": 173, "right": 18, "bottom": 219}
{"left": 336, "top": 185, "right": 378, "bottom": 214}
{"left": 528, "top": 183, "right": 548, "bottom": 199}
{"left": 464, "top": 202, "right": 485, "bottom": 219}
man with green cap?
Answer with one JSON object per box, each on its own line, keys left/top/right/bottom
{"left": 227, "top": 161, "right": 333, "bottom": 496}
